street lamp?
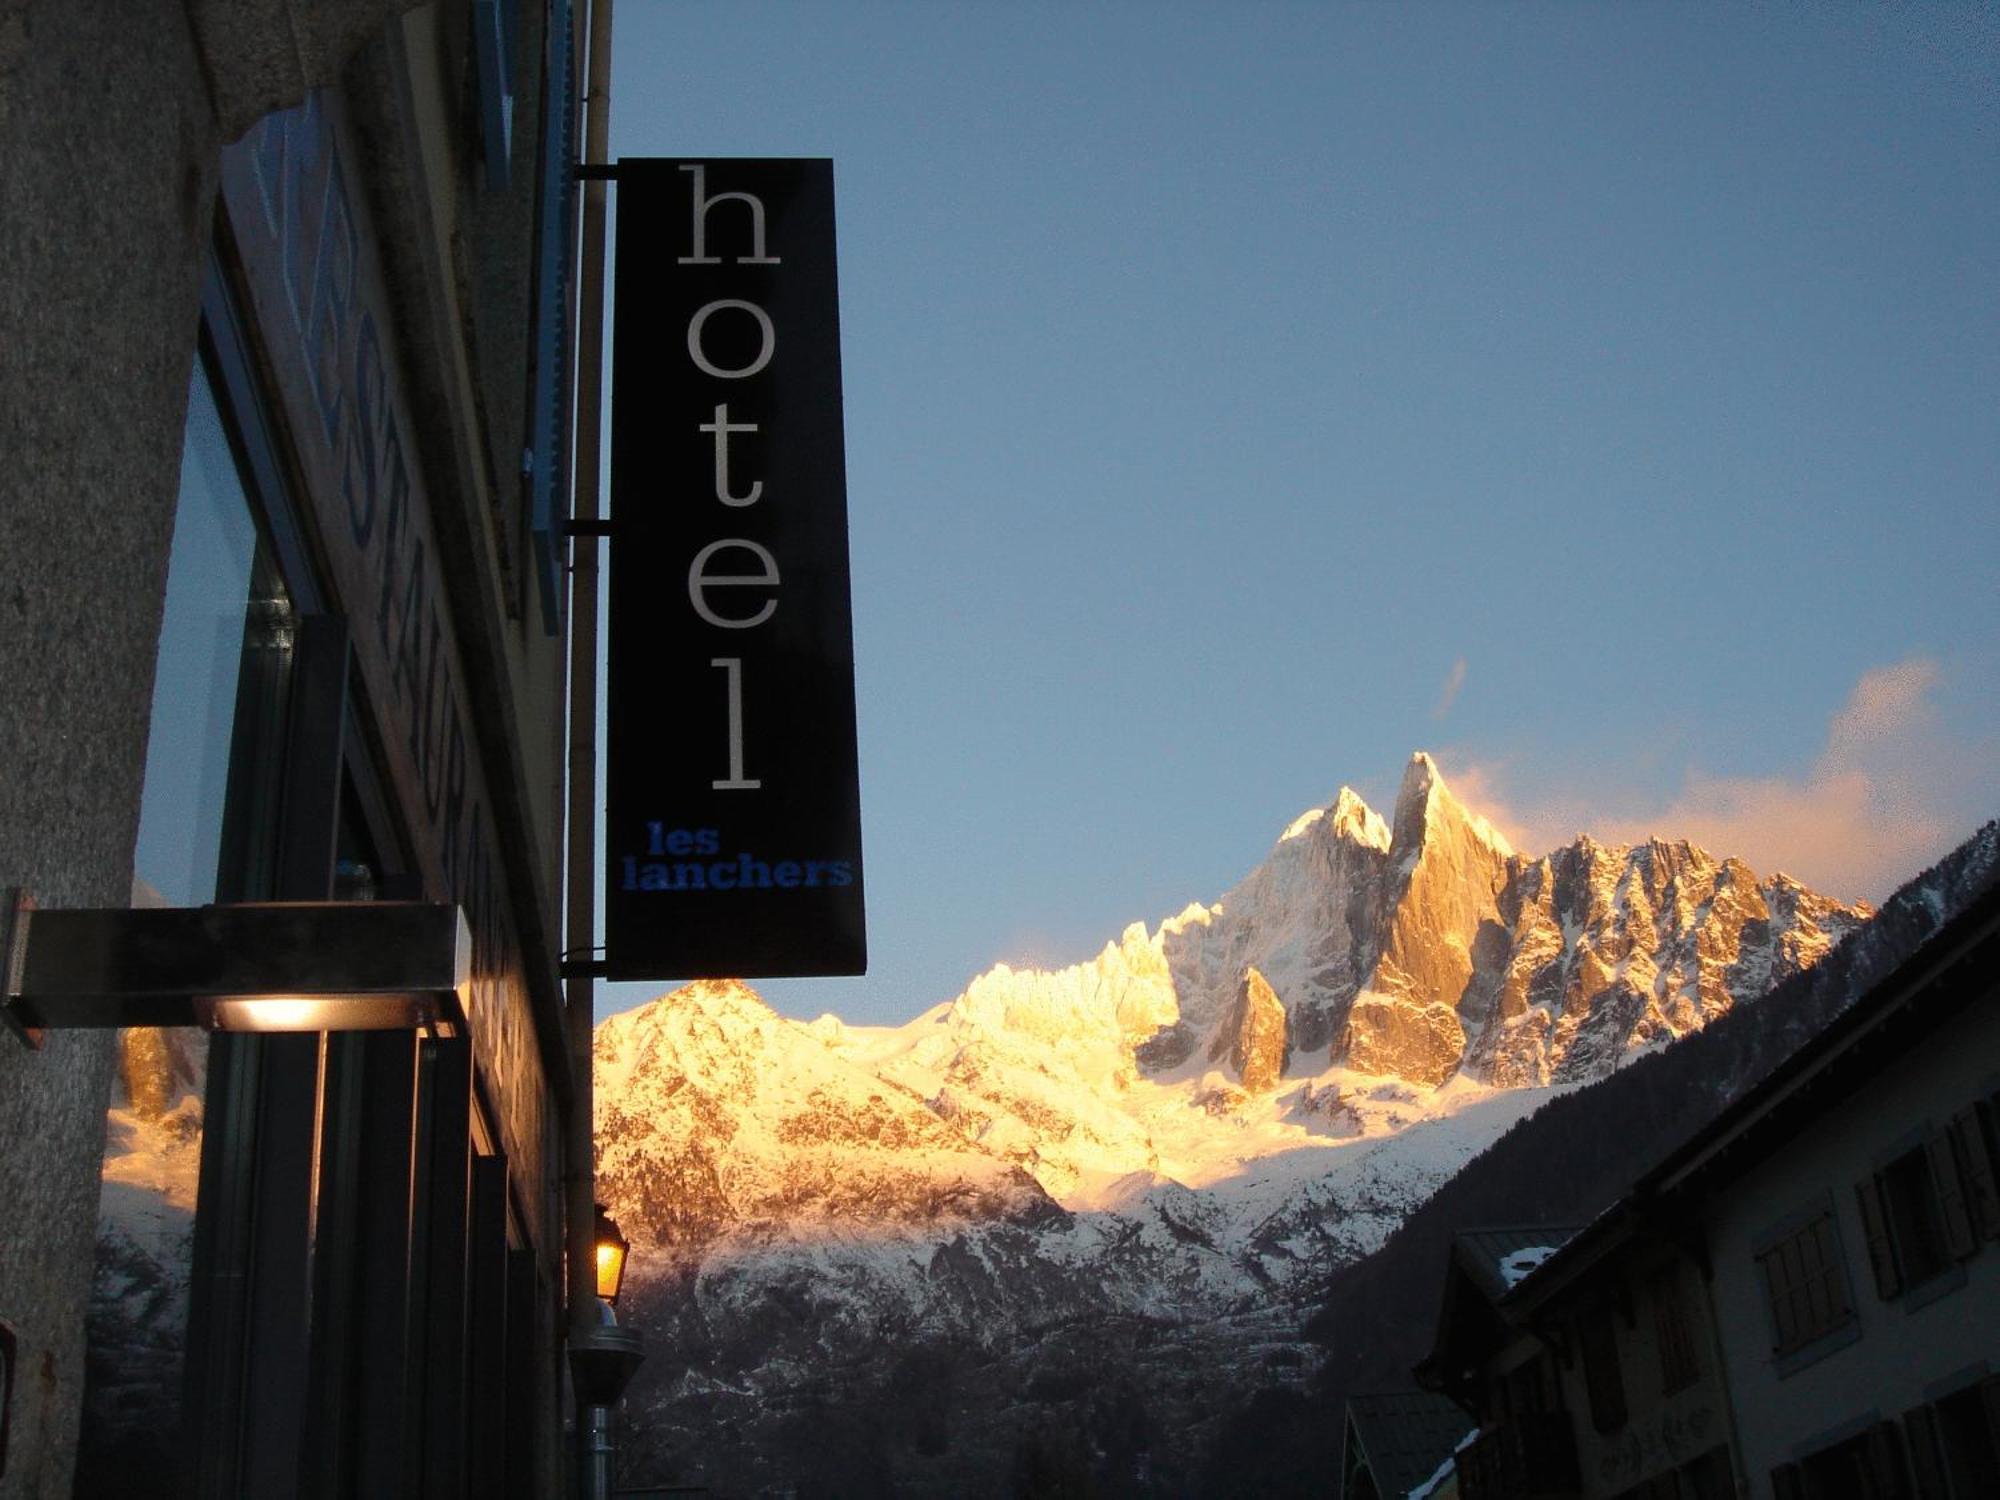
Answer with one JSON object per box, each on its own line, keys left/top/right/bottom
{"left": 1, "top": 891, "right": 471, "bottom": 1047}
{"left": 569, "top": 1314, "right": 644, "bottom": 1500}
{"left": 593, "top": 1204, "right": 630, "bottom": 1305}
{"left": 572, "top": 1206, "right": 641, "bottom": 1500}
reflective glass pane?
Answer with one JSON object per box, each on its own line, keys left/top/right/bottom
{"left": 133, "top": 364, "right": 260, "bottom": 907}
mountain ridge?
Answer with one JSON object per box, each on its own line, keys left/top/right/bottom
{"left": 595, "top": 752, "right": 1881, "bottom": 1495}
{"left": 1192, "top": 815, "right": 2000, "bottom": 1496}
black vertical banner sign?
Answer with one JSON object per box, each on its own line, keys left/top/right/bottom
{"left": 606, "top": 159, "right": 865, "bottom": 978}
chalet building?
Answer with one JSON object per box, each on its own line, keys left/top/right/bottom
{"left": 0, "top": 2, "right": 598, "bottom": 1494}
{"left": 1417, "top": 1225, "right": 1736, "bottom": 1498}
{"left": 1415, "top": 882, "right": 2000, "bottom": 1500}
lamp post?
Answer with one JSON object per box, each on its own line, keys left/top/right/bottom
{"left": 570, "top": 1206, "right": 643, "bottom": 1500}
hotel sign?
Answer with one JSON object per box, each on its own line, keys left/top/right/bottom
{"left": 605, "top": 159, "right": 865, "bottom": 978}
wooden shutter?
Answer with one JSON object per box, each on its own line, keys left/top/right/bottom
{"left": 1856, "top": 1175, "right": 1903, "bottom": 1298}
{"left": 1950, "top": 1103, "right": 2000, "bottom": 1239}
{"left": 1902, "top": 1404, "right": 1946, "bottom": 1499}
{"left": 1581, "top": 1309, "right": 1627, "bottom": 1433}
{"left": 1925, "top": 1132, "right": 1977, "bottom": 1260}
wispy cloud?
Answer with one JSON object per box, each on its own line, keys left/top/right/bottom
{"left": 1436, "top": 659, "right": 1987, "bottom": 902}
{"left": 1431, "top": 657, "right": 1468, "bottom": 721}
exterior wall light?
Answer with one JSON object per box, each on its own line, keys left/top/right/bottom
{"left": 593, "top": 1203, "right": 630, "bottom": 1305}
{"left": 1, "top": 890, "right": 471, "bottom": 1048}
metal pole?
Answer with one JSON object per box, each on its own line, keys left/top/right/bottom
{"left": 579, "top": 1403, "right": 614, "bottom": 1500}
{"left": 565, "top": 0, "right": 615, "bottom": 1493}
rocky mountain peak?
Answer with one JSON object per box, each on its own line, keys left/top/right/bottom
{"left": 116, "top": 1026, "right": 205, "bottom": 1121}
{"left": 1227, "top": 967, "right": 1291, "bottom": 1091}
{"left": 667, "top": 975, "right": 770, "bottom": 1020}
{"left": 594, "top": 979, "right": 1057, "bottom": 1259}
{"left": 1389, "top": 750, "right": 1514, "bottom": 863}
{"left": 1327, "top": 786, "right": 1391, "bottom": 850}
{"left": 568, "top": 755, "right": 1938, "bottom": 1497}
{"left": 1351, "top": 756, "right": 1520, "bottom": 1074}
{"left": 921, "top": 752, "right": 1868, "bottom": 1100}
{"left": 603, "top": 976, "right": 774, "bottom": 1048}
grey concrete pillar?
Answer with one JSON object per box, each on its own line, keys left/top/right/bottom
{"left": 0, "top": 5, "right": 216, "bottom": 1491}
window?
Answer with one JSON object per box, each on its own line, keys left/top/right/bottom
{"left": 1677, "top": 1445, "right": 1735, "bottom": 1500}
{"left": 133, "top": 360, "right": 276, "bottom": 908}
{"left": 1774, "top": 1424, "right": 1909, "bottom": 1500}
{"left": 1904, "top": 1377, "right": 2000, "bottom": 1498}
{"left": 1611, "top": 1453, "right": 1735, "bottom": 1500}
{"left": 1579, "top": 1308, "right": 1627, "bottom": 1433}
{"left": 79, "top": 352, "right": 305, "bottom": 1493}
{"left": 1652, "top": 1267, "right": 1702, "bottom": 1394}
{"left": 1758, "top": 1211, "right": 1855, "bottom": 1357}
{"left": 1502, "top": 1352, "right": 1555, "bottom": 1417}
{"left": 1885, "top": 1146, "right": 1954, "bottom": 1282}
{"left": 469, "top": 0, "right": 520, "bottom": 190}
{"left": 1945, "top": 1103, "right": 2000, "bottom": 1242}
{"left": 1857, "top": 1135, "right": 1976, "bottom": 1300}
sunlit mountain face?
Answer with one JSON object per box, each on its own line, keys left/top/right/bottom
{"left": 593, "top": 753, "right": 1875, "bottom": 1495}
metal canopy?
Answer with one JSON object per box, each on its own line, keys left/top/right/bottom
{"left": 2, "top": 896, "right": 471, "bottom": 1038}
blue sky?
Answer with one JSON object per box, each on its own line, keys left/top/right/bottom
{"left": 595, "top": 1, "right": 2000, "bottom": 1027}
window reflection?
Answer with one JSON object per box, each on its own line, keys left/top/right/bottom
{"left": 80, "top": 356, "right": 290, "bottom": 1488}
{"left": 133, "top": 364, "right": 262, "bottom": 908}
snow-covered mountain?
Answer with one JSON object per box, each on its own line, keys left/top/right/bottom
{"left": 78, "top": 1026, "right": 206, "bottom": 1485}
{"left": 598, "top": 753, "right": 1870, "bottom": 1495}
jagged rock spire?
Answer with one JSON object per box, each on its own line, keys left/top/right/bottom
{"left": 1220, "top": 967, "right": 1290, "bottom": 1092}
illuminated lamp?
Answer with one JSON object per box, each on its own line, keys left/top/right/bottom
{"left": 593, "top": 1203, "right": 631, "bottom": 1305}
{"left": 1, "top": 891, "right": 470, "bottom": 1048}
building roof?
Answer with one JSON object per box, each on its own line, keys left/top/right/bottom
{"left": 1413, "top": 1227, "right": 1583, "bottom": 1401}
{"left": 1343, "top": 1390, "right": 1473, "bottom": 1499}
{"left": 1451, "top": 1227, "right": 1581, "bottom": 1305}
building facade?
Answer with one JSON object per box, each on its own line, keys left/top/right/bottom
{"left": 1687, "top": 893, "right": 2000, "bottom": 1498}
{"left": 1421, "top": 1229, "right": 1738, "bottom": 1498}
{"left": 0, "top": 2, "right": 588, "bottom": 1494}
{"left": 1416, "top": 884, "right": 2000, "bottom": 1500}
